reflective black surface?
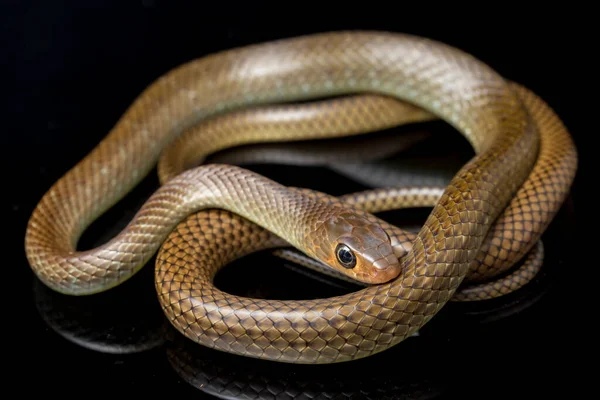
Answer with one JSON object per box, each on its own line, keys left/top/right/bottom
{"left": 30, "top": 198, "right": 574, "bottom": 399}
{"left": 5, "top": 2, "right": 587, "bottom": 398}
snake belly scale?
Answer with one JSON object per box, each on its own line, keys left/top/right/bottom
{"left": 24, "top": 31, "right": 577, "bottom": 364}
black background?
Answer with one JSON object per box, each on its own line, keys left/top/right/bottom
{"left": 4, "top": 1, "right": 589, "bottom": 399}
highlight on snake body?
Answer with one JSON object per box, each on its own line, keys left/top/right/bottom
{"left": 25, "top": 31, "right": 577, "bottom": 364}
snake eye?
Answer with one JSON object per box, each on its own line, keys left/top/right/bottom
{"left": 335, "top": 243, "right": 356, "bottom": 269}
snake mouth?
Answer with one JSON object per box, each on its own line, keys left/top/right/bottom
{"left": 357, "top": 259, "right": 402, "bottom": 284}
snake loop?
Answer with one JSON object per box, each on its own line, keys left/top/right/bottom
{"left": 25, "top": 31, "right": 577, "bottom": 364}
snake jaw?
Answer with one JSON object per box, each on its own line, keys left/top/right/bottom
{"left": 307, "top": 212, "right": 401, "bottom": 284}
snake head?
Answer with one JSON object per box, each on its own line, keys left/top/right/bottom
{"left": 307, "top": 211, "right": 401, "bottom": 284}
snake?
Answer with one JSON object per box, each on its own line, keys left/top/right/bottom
{"left": 24, "top": 31, "right": 577, "bottom": 364}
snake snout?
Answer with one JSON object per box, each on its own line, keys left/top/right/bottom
{"left": 355, "top": 234, "right": 402, "bottom": 284}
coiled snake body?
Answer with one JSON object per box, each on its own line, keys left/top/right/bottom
{"left": 25, "top": 31, "right": 577, "bottom": 364}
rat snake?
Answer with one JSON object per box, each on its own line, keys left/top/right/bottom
{"left": 25, "top": 31, "right": 577, "bottom": 364}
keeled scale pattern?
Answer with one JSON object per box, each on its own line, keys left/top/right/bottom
{"left": 23, "top": 31, "right": 576, "bottom": 363}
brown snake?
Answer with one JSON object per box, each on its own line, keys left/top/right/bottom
{"left": 24, "top": 31, "right": 577, "bottom": 364}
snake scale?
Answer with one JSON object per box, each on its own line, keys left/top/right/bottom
{"left": 25, "top": 31, "right": 577, "bottom": 364}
